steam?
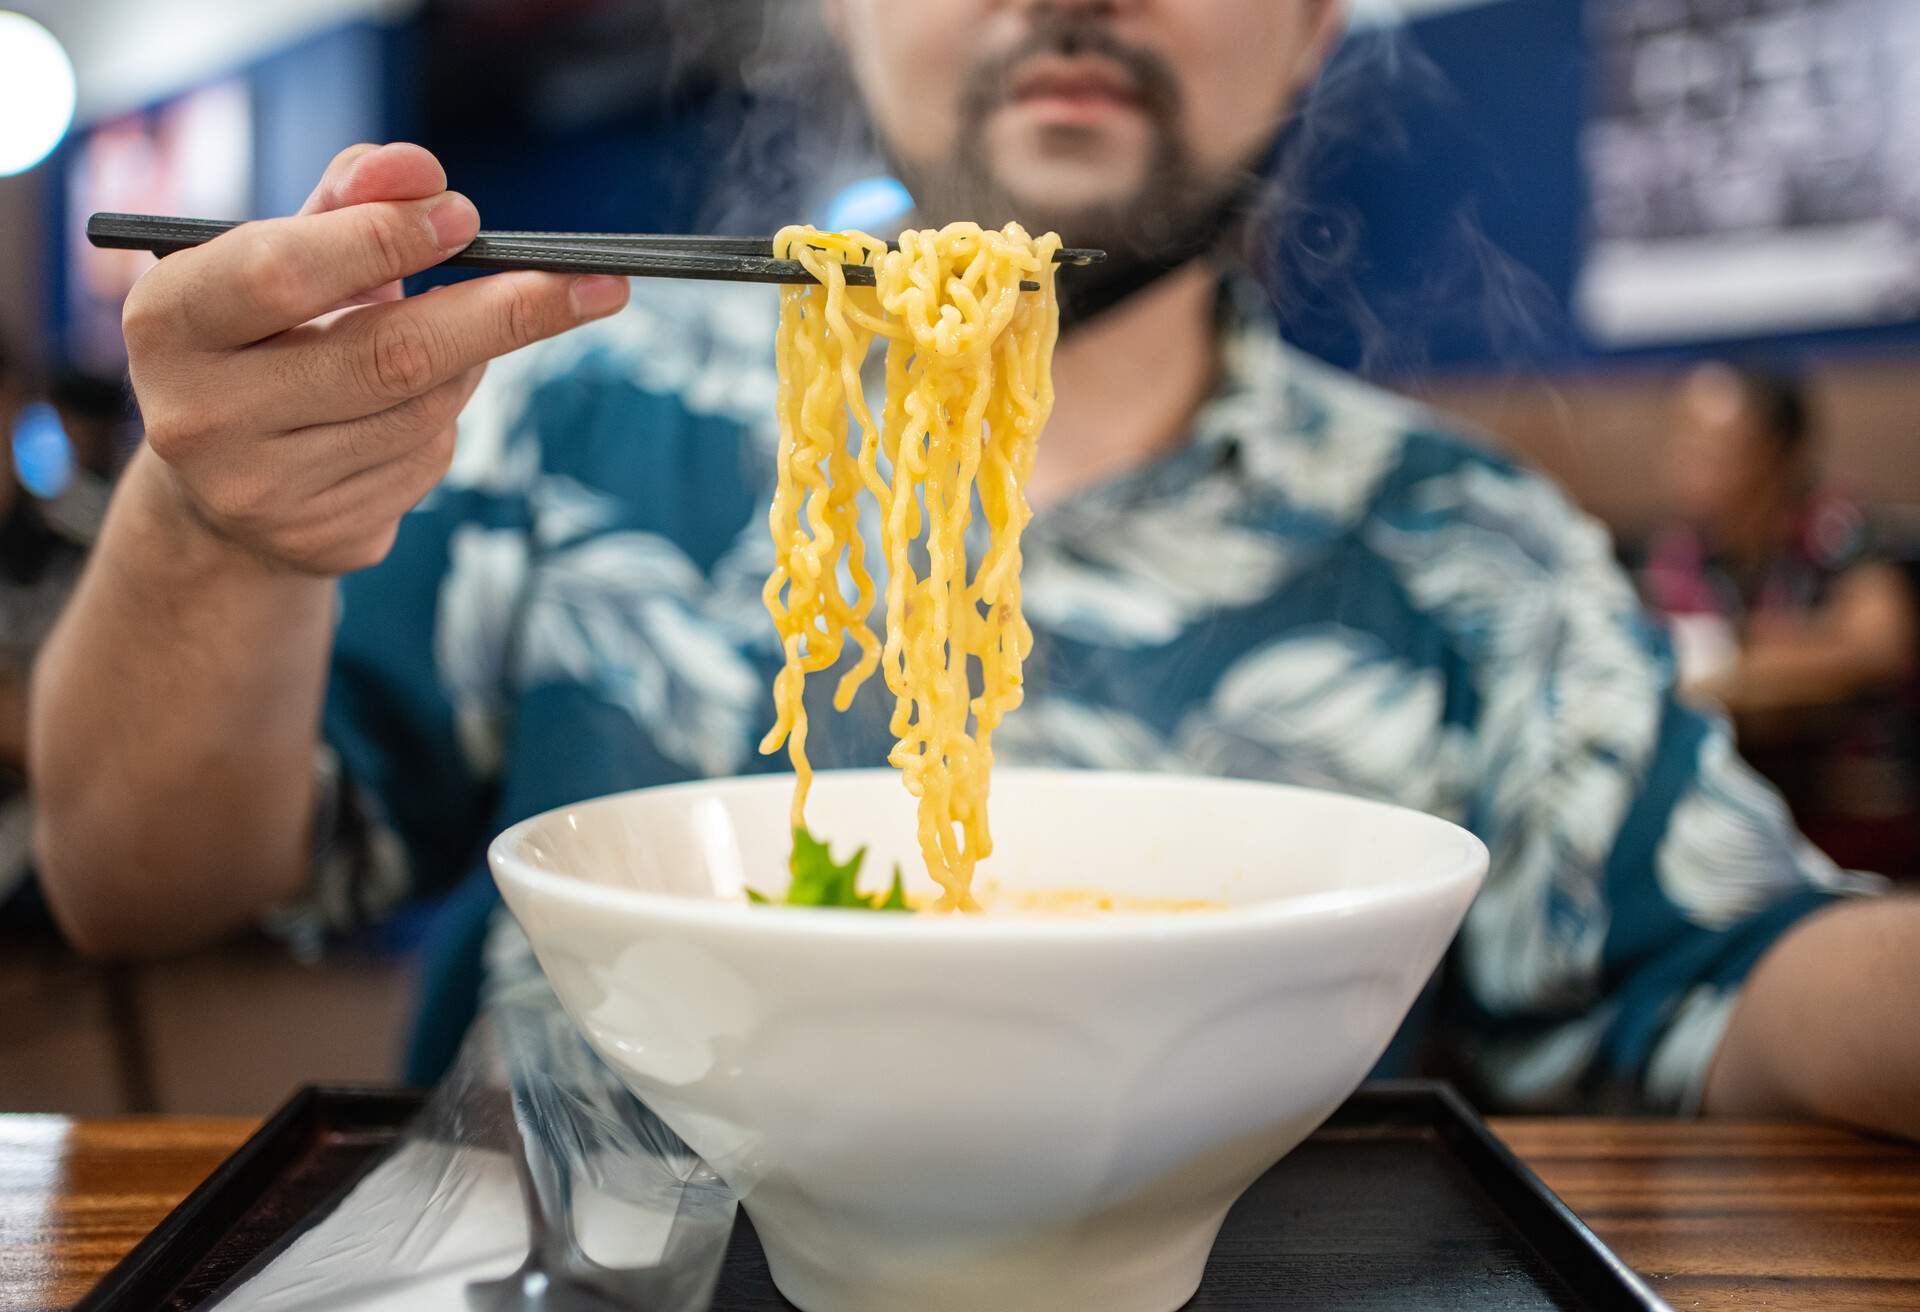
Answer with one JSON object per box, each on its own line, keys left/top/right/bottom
{"left": 609, "top": 1, "right": 1586, "bottom": 778}
{"left": 675, "top": 3, "right": 1569, "bottom": 378}
{"left": 1247, "top": 19, "right": 1571, "bottom": 380}
{"left": 693, "top": 0, "right": 878, "bottom": 237}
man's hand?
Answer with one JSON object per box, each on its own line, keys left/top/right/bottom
{"left": 30, "top": 142, "right": 629, "bottom": 958}
{"left": 122, "top": 141, "right": 629, "bottom": 575}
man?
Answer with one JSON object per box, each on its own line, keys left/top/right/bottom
{"left": 32, "top": 0, "right": 1920, "bottom": 1135}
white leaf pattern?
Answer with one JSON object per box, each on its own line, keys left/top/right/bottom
{"left": 520, "top": 533, "right": 764, "bottom": 778}
{"left": 399, "top": 275, "right": 1855, "bottom": 1123}
{"left": 1022, "top": 482, "right": 1298, "bottom": 647}
{"left": 1657, "top": 730, "right": 1867, "bottom": 929}
{"left": 442, "top": 281, "right": 780, "bottom": 498}
{"left": 992, "top": 697, "right": 1175, "bottom": 772}
{"left": 1222, "top": 335, "right": 1406, "bottom": 519}
{"left": 1175, "top": 628, "right": 1473, "bottom": 815}
{"left": 529, "top": 474, "right": 621, "bottom": 548}
{"left": 435, "top": 526, "right": 531, "bottom": 775}
{"left": 1368, "top": 463, "right": 1664, "bottom": 1014}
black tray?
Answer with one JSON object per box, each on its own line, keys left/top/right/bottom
{"left": 78, "top": 1080, "right": 1667, "bottom": 1311}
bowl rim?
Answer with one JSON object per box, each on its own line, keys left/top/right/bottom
{"left": 488, "top": 768, "right": 1490, "bottom": 944}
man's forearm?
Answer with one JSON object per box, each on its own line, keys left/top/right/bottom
{"left": 30, "top": 450, "right": 336, "bottom": 956}
{"left": 1703, "top": 897, "right": 1920, "bottom": 1140}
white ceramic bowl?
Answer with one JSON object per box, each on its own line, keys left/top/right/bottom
{"left": 489, "top": 769, "right": 1487, "bottom": 1312}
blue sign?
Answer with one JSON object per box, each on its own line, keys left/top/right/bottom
{"left": 822, "top": 175, "right": 914, "bottom": 235}
{"left": 12, "top": 401, "right": 73, "bottom": 499}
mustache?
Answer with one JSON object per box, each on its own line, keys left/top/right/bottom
{"left": 958, "top": 13, "right": 1186, "bottom": 133}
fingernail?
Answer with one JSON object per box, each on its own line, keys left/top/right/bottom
{"left": 571, "top": 275, "right": 628, "bottom": 317}
{"left": 425, "top": 194, "right": 478, "bottom": 251}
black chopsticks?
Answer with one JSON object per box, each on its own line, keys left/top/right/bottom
{"left": 85, "top": 213, "right": 1105, "bottom": 291}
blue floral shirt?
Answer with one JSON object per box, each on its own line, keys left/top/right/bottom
{"left": 308, "top": 275, "right": 1870, "bottom": 1113}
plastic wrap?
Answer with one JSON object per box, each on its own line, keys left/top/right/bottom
{"left": 203, "top": 966, "right": 737, "bottom": 1311}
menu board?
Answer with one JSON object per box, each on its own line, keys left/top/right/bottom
{"left": 1577, "top": 0, "right": 1920, "bottom": 345}
{"left": 64, "top": 79, "right": 252, "bottom": 372}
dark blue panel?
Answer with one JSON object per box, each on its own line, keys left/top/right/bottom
{"left": 251, "top": 23, "right": 392, "bottom": 218}
{"left": 1267, "top": 1, "right": 1587, "bottom": 377}
{"left": 1285, "top": 0, "right": 1920, "bottom": 374}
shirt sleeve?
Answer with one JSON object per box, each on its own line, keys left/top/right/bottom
{"left": 272, "top": 281, "right": 777, "bottom": 951}
{"left": 1386, "top": 443, "right": 1882, "bottom": 1114}
{"left": 268, "top": 362, "right": 542, "bottom": 951}
{"left": 260, "top": 742, "right": 415, "bottom": 959}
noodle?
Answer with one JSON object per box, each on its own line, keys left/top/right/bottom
{"left": 758, "top": 222, "right": 1062, "bottom": 912}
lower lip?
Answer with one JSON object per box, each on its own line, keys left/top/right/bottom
{"left": 1008, "top": 91, "right": 1143, "bottom": 128}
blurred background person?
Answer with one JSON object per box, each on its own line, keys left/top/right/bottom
{"left": 1, "top": 347, "right": 91, "bottom": 909}
{"left": 1, "top": 355, "right": 126, "bottom": 913}
{"left": 1642, "top": 363, "right": 1920, "bottom": 879}
{"left": 42, "top": 368, "right": 133, "bottom": 542}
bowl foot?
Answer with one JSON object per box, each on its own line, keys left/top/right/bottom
{"left": 751, "top": 1201, "right": 1225, "bottom": 1312}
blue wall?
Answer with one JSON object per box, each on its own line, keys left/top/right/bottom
{"left": 251, "top": 23, "right": 407, "bottom": 219}
{"left": 50, "top": 2, "right": 1920, "bottom": 378}
{"left": 1270, "top": 0, "right": 1587, "bottom": 376}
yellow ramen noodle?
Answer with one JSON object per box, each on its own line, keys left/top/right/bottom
{"left": 973, "top": 886, "right": 1226, "bottom": 917}
{"left": 758, "top": 222, "right": 1062, "bottom": 911}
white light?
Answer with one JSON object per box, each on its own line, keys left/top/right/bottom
{"left": 1348, "top": 0, "right": 1506, "bottom": 24}
{"left": 0, "top": 11, "right": 76, "bottom": 177}
{"left": 823, "top": 176, "right": 914, "bottom": 234}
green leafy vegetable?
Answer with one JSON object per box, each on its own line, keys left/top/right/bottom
{"left": 786, "top": 826, "right": 867, "bottom": 907}
{"left": 748, "top": 826, "right": 913, "bottom": 911}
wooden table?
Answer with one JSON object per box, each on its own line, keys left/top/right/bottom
{"left": 2, "top": 1115, "right": 1917, "bottom": 1311}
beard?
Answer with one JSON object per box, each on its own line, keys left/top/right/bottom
{"left": 881, "top": 12, "right": 1268, "bottom": 328}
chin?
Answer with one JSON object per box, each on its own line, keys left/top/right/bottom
{"left": 982, "top": 124, "right": 1149, "bottom": 209}
{"left": 992, "top": 162, "right": 1148, "bottom": 230}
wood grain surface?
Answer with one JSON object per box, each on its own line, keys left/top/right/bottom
{"left": 1499, "top": 1119, "right": 1920, "bottom": 1310}
{"left": 0, "top": 1116, "right": 251, "bottom": 1312}
{"left": 2, "top": 1114, "right": 1916, "bottom": 1311}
